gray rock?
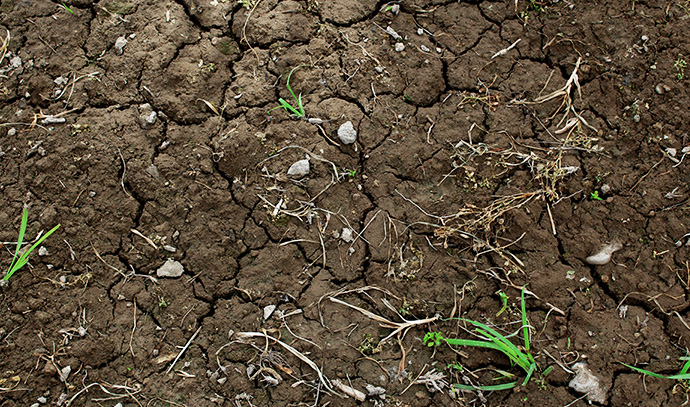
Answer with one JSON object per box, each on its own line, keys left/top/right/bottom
{"left": 569, "top": 362, "right": 608, "bottom": 404}
{"left": 338, "top": 121, "right": 357, "bottom": 145}
{"left": 138, "top": 103, "right": 157, "bottom": 128}
{"left": 287, "top": 159, "right": 310, "bottom": 177}
{"left": 157, "top": 259, "right": 184, "bottom": 278}
{"left": 341, "top": 227, "right": 354, "bottom": 243}
{"left": 114, "top": 36, "right": 128, "bottom": 55}
{"left": 145, "top": 164, "right": 160, "bottom": 178}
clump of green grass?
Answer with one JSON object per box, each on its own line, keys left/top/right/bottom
{"left": 3, "top": 206, "right": 60, "bottom": 281}
{"left": 424, "top": 287, "right": 538, "bottom": 391}
{"left": 268, "top": 66, "right": 305, "bottom": 119}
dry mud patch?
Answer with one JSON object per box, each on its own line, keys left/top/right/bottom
{"left": 1, "top": 0, "right": 690, "bottom": 406}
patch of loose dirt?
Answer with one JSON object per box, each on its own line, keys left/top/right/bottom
{"left": 1, "top": 1, "right": 689, "bottom": 406}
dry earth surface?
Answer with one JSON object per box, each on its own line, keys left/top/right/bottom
{"left": 1, "top": 0, "right": 690, "bottom": 406}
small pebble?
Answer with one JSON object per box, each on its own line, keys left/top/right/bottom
{"left": 114, "top": 36, "right": 128, "bottom": 55}
{"left": 138, "top": 103, "right": 157, "bottom": 128}
{"left": 420, "top": 44, "right": 430, "bottom": 52}
{"left": 633, "top": 114, "right": 640, "bottom": 123}
{"left": 655, "top": 83, "right": 671, "bottom": 94}
{"left": 145, "top": 164, "right": 159, "bottom": 178}
{"left": 394, "top": 43, "right": 405, "bottom": 52}
{"left": 7, "top": 128, "right": 16, "bottom": 136}
{"left": 585, "top": 242, "right": 622, "bottom": 265}
{"left": 341, "top": 227, "right": 354, "bottom": 243}
{"left": 416, "top": 28, "right": 424, "bottom": 35}
{"left": 287, "top": 159, "right": 310, "bottom": 177}
{"left": 263, "top": 304, "right": 276, "bottom": 321}
{"left": 38, "top": 246, "right": 49, "bottom": 256}
{"left": 374, "top": 66, "right": 383, "bottom": 73}
{"left": 600, "top": 184, "right": 611, "bottom": 195}
{"left": 157, "top": 259, "right": 184, "bottom": 278}
{"left": 385, "top": 26, "right": 401, "bottom": 40}
{"left": 337, "top": 121, "right": 357, "bottom": 145}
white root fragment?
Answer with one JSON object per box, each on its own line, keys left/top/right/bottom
{"left": 585, "top": 241, "right": 622, "bottom": 265}
{"left": 332, "top": 379, "right": 366, "bottom": 402}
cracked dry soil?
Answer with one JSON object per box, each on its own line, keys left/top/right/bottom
{"left": 1, "top": 0, "right": 690, "bottom": 406}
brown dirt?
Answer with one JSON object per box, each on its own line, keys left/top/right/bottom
{"left": 1, "top": 0, "right": 689, "bottom": 406}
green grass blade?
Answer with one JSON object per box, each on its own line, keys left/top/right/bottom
{"left": 5, "top": 223, "right": 61, "bottom": 281}
{"left": 621, "top": 363, "right": 677, "bottom": 380}
{"left": 466, "top": 321, "right": 530, "bottom": 370}
{"left": 522, "top": 362, "right": 536, "bottom": 386}
{"left": 6, "top": 208, "right": 28, "bottom": 275}
{"left": 443, "top": 337, "right": 505, "bottom": 352}
{"left": 679, "top": 359, "right": 690, "bottom": 375}
{"left": 521, "top": 286, "right": 530, "bottom": 353}
{"left": 278, "top": 98, "right": 300, "bottom": 116}
{"left": 454, "top": 381, "right": 517, "bottom": 391}
{"left": 473, "top": 327, "right": 526, "bottom": 368}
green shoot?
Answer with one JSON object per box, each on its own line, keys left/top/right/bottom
{"left": 4, "top": 207, "right": 60, "bottom": 281}
{"left": 589, "top": 190, "right": 603, "bottom": 201}
{"left": 622, "top": 357, "right": 690, "bottom": 380}
{"left": 496, "top": 290, "right": 509, "bottom": 316}
{"left": 269, "top": 66, "right": 306, "bottom": 119}
{"left": 423, "top": 286, "right": 537, "bottom": 391}
{"left": 62, "top": 2, "right": 74, "bottom": 13}
{"left": 675, "top": 57, "right": 687, "bottom": 80}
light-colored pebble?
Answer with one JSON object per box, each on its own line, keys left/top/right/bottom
{"left": 263, "top": 305, "right": 276, "bottom": 321}
{"left": 341, "top": 227, "right": 354, "bottom": 243}
{"left": 585, "top": 242, "right": 622, "bottom": 265}
{"left": 569, "top": 362, "right": 608, "bottom": 404}
{"left": 338, "top": 121, "right": 357, "bottom": 144}
{"left": 114, "top": 36, "right": 128, "bottom": 55}
{"left": 145, "top": 164, "right": 159, "bottom": 178}
{"left": 394, "top": 43, "right": 405, "bottom": 52}
{"left": 157, "top": 259, "right": 184, "bottom": 278}
{"left": 287, "top": 159, "right": 310, "bottom": 177}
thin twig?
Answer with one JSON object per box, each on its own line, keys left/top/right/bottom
{"left": 166, "top": 327, "right": 202, "bottom": 374}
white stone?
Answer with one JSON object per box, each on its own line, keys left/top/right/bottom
{"left": 114, "top": 36, "right": 128, "bottom": 55}
{"left": 139, "top": 103, "right": 157, "bottom": 128}
{"left": 338, "top": 121, "right": 357, "bottom": 145}
{"left": 394, "top": 43, "right": 405, "bottom": 52}
{"left": 263, "top": 305, "right": 276, "bottom": 321}
{"left": 38, "top": 246, "right": 49, "bottom": 256}
{"left": 9, "top": 56, "right": 21, "bottom": 69}
{"left": 145, "top": 164, "right": 159, "bottom": 178}
{"left": 385, "top": 26, "right": 401, "bottom": 40}
{"left": 341, "top": 227, "right": 354, "bottom": 243}
{"left": 569, "top": 362, "right": 608, "bottom": 404}
{"left": 157, "top": 259, "right": 184, "bottom": 278}
{"left": 287, "top": 159, "right": 310, "bottom": 177}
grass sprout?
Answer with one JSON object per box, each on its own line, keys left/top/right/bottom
{"left": 269, "top": 65, "right": 306, "bottom": 119}
{"left": 3, "top": 206, "right": 60, "bottom": 281}
{"left": 424, "top": 287, "right": 537, "bottom": 391}
{"left": 622, "top": 357, "right": 690, "bottom": 380}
